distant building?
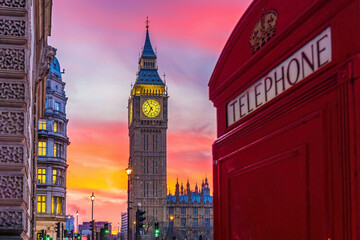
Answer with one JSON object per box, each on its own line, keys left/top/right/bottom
{"left": 166, "top": 178, "right": 213, "bottom": 240}
{"left": 120, "top": 212, "right": 128, "bottom": 239}
{"left": 79, "top": 221, "right": 112, "bottom": 238}
{"left": 65, "top": 215, "right": 75, "bottom": 232}
{"left": 36, "top": 55, "right": 70, "bottom": 239}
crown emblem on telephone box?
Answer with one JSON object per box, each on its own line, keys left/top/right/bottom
{"left": 249, "top": 9, "right": 278, "bottom": 54}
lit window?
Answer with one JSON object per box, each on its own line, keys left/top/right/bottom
{"left": 52, "top": 197, "right": 63, "bottom": 214}
{"left": 193, "top": 208, "right": 198, "bottom": 215}
{"left": 38, "top": 120, "right": 46, "bottom": 130}
{"left": 37, "top": 195, "right": 46, "bottom": 213}
{"left": 37, "top": 168, "right": 46, "bottom": 184}
{"left": 57, "top": 198, "right": 62, "bottom": 214}
{"left": 52, "top": 169, "right": 62, "bottom": 185}
{"left": 53, "top": 121, "right": 57, "bottom": 132}
{"left": 54, "top": 144, "right": 57, "bottom": 157}
{"left": 38, "top": 142, "right": 46, "bottom": 156}
{"left": 55, "top": 101, "right": 60, "bottom": 111}
{"left": 52, "top": 169, "right": 57, "bottom": 184}
{"left": 192, "top": 218, "right": 198, "bottom": 227}
{"left": 53, "top": 143, "right": 62, "bottom": 158}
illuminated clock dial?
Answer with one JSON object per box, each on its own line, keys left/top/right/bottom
{"left": 129, "top": 102, "right": 133, "bottom": 124}
{"left": 142, "top": 99, "right": 161, "bottom": 118}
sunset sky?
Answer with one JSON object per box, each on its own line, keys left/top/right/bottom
{"left": 48, "top": 0, "right": 252, "bottom": 226}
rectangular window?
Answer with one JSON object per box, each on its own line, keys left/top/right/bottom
{"left": 192, "top": 218, "right": 198, "bottom": 227}
{"left": 205, "top": 218, "right": 211, "bottom": 228}
{"left": 53, "top": 121, "right": 58, "bottom": 132}
{"left": 38, "top": 141, "right": 46, "bottom": 156}
{"left": 37, "top": 195, "right": 46, "bottom": 213}
{"left": 52, "top": 196, "right": 54, "bottom": 213}
{"left": 37, "top": 168, "right": 46, "bottom": 184}
{"left": 54, "top": 144, "right": 57, "bottom": 157}
{"left": 54, "top": 143, "right": 63, "bottom": 158}
{"left": 205, "top": 209, "right": 210, "bottom": 215}
{"left": 146, "top": 134, "right": 149, "bottom": 150}
{"left": 193, "top": 208, "right": 198, "bottom": 215}
{"left": 38, "top": 119, "right": 46, "bottom": 130}
{"left": 169, "top": 208, "right": 174, "bottom": 215}
{"left": 181, "top": 218, "right": 186, "bottom": 227}
{"left": 52, "top": 169, "right": 57, "bottom": 184}
{"left": 155, "top": 135, "right": 158, "bottom": 150}
{"left": 55, "top": 101, "right": 60, "bottom": 111}
{"left": 52, "top": 169, "right": 62, "bottom": 185}
{"left": 57, "top": 198, "right": 62, "bottom": 214}
{"left": 52, "top": 197, "right": 63, "bottom": 214}
{"left": 143, "top": 157, "right": 146, "bottom": 174}
{"left": 181, "top": 208, "right": 186, "bottom": 215}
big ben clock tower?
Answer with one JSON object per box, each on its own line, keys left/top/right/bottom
{"left": 128, "top": 19, "right": 168, "bottom": 237}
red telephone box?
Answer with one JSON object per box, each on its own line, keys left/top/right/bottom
{"left": 209, "top": 0, "right": 360, "bottom": 239}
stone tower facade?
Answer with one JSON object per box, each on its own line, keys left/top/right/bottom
{"left": 35, "top": 55, "right": 69, "bottom": 239}
{"left": 0, "top": 1, "right": 54, "bottom": 239}
{"left": 128, "top": 22, "right": 168, "bottom": 238}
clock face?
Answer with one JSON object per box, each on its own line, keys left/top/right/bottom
{"left": 129, "top": 102, "right": 133, "bottom": 124}
{"left": 142, "top": 99, "right": 161, "bottom": 118}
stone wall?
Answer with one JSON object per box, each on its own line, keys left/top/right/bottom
{"left": 0, "top": 0, "right": 54, "bottom": 239}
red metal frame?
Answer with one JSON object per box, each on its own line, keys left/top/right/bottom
{"left": 209, "top": 0, "right": 360, "bottom": 239}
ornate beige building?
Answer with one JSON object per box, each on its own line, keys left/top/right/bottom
{"left": 0, "top": 0, "right": 55, "bottom": 239}
{"left": 35, "top": 55, "right": 69, "bottom": 239}
{"left": 128, "top": 22, "right": 168, "bottom": 239}
{"left": 166, "top": 179, "right": 213, "bottom": 240}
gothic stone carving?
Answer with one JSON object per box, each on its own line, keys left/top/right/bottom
{"left": 0, "top": 18, "right": 26, "bottom": 38}
{"left": 0, "top": 48, "right": 25, "bottom": 71}
{"left": 0, "top": 211, "right": 22, "bottom": 229}
{"left": 0, "top": 175, "right": 23, "bottom": 199}
{"left": 0, "top": 0, "right": 26, "bottom": 8}
{"left": 0, "top": 145, "right": 24, "bottom": 164}
{"left": 38, "top": 45, "right": 56, "bottom": 79}
{"left": 0, "top": 111, "right": 24, "bottom": 135}
{"left": 0, "top": 82, "right": 25, "bottom": 100}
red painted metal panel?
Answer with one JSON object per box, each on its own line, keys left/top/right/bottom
{"left": 209, "top": 0, "right": 360, "bottom": 239}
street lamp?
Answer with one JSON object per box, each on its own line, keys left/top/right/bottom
{"left": 169, "top": 215, "right": 174, "bottom": 240}
{"left": 76, "top": 210, "right": 79, "bottom": 234}
{"left": 90, "top": 192, "right": 95, "bottom": 220}
{"left": 126, "top": 167, "right": 133, "bottom": 240}
{"left": 90, "top": 192, "right": 95, "bottom": 240}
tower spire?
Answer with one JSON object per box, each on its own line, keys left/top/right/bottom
{"left": 146, "top": 16, "right": 150, "bottom": 29}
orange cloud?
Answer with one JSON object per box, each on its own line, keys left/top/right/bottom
{"left": 66, "top": 119, "right": 214, "bottom": 223}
